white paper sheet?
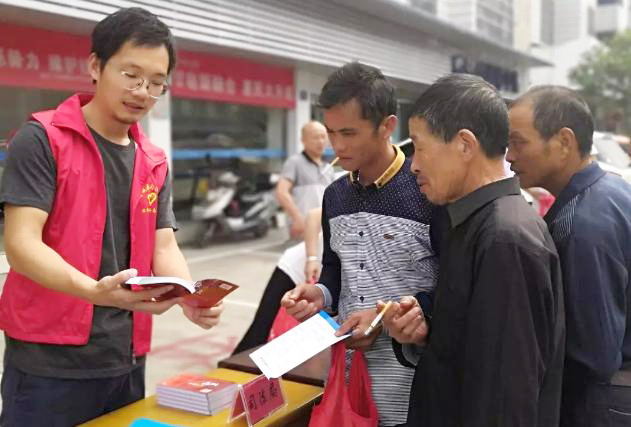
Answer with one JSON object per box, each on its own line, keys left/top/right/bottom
{"left": 249, "top": 311, "right": 350, "bottom": 378}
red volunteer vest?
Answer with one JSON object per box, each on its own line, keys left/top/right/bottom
{"left": 0, "top": 94, "right": 168, "bottom": 356}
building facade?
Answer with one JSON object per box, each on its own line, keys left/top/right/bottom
{"left": 594, "top": 0, "right": 631, "bottom": 39}
{"left": 0, "top": 0, "right": 545, "bottom": 212}
{"left": 437, "top": 0, "right": 515, "bottom": 47}
{"left": 516, "top": 0, "right": 631, "bottom": 88}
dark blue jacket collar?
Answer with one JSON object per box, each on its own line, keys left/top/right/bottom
{"left": 544, "top": 162, "right": 605, "bottom": 224}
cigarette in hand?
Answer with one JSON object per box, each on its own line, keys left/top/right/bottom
{"left": 364, "top": 301, "right": 393, "bottom": 336}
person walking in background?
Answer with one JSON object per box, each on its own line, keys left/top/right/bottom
{"left": 276, "top": 121, "right": 334, "bottom": 241}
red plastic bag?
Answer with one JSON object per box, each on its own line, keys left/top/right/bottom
{"left": 308, "top": 342, "right": 379, "bottom": 427}
{"left": 268, "top": 279, "right": 317, "bottom": 340}
{"left": 267, "top": 306, "right": 300, "bottom": 341}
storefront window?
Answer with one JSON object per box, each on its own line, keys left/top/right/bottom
{"left": 0, "top": 86, "right": 73, "bottom": 143}
{"left": 0, "top": 86, "right": 73, "bottom": 189}
{"left": 170, "top": 97, "right": 287, "bottom": 217}
{"left": 0, "top": 87, "right": 73, "bottom": 249}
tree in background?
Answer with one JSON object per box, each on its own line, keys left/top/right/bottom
{"left": 570, "top": 30, "right": 631, "bottom": 135}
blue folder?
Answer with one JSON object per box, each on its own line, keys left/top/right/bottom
{"left": 129, "top": 418, "right": 183, "bottom": 427}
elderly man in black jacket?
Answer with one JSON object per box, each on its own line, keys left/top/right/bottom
{"left": 382, "top": 74, "right": 566, "bottom": 427}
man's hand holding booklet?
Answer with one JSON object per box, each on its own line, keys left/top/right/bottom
{"left": 124, "top": 276, "right": 239, "bottom": 308}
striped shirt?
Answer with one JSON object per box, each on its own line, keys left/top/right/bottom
{"left": 317, "top": 145, "right": 437, "bottom": 426}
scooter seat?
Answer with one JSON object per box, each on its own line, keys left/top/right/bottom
{"left": 240, "top": 193, "right": 264, "bottom": 203}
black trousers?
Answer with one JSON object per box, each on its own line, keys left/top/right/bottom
{"left": 561, "top": 382, "right": 631, "bottom": 427}
{"left": 233, "top": 267, "right": 295, "bottom": 355}
{"left": 0, "top": 361, "right": 145, "bottom": 427}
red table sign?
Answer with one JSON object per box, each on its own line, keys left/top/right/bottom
{"left": 230, "top": 375, "right": 286, "bottom": 426}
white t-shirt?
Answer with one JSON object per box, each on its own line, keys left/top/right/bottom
{"left": 277, "top": 233, "right": 324, "bottom": 285}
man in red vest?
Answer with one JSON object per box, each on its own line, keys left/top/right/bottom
{"left": 0, "top": 8, "right": 223, "bottom": 426}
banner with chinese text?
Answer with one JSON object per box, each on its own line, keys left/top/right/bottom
{"left": 172, "top": 50, "right": 294, "bottom": 108}
{"left": 0, "top": 23, "right": 295, "bottom": 108}
{"left": 0, "top": 23, "right": 92, "bottom": 92}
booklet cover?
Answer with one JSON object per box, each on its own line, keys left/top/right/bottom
{"left": 156, "top": 373, "right": 239, "bottom": 415}
{"left": 124, "top": 276, "right": 239, "bottom": 308}
{"left": 158, "top": 373, "right": 237, "bottom": 394}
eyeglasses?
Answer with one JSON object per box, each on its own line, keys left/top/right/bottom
{"left": 120, "top": 71, "right": 168, "bottom": 99}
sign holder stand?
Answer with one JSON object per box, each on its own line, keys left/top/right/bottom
{"left": 228, "top": 375, "right": 287, "bottom": 426}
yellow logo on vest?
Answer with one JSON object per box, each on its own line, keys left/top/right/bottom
{"left": 141, "top": 183, "right": 158, "bottom": 214}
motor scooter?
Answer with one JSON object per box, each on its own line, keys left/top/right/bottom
{"left": 191, "top": 170, "right": 278, "bottom": 247}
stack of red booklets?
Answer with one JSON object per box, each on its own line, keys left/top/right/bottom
{"left": 156, "top": 373, "right": 238, "bottom": 415}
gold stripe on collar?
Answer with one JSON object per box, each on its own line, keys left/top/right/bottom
{"left": 375, "top": 144, "right": 405, "bottom": 188}
{"left": 350, "top": 144, "right": 405, "bottom": 188}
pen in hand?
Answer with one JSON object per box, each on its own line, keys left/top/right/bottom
{"left": 364, "top": 301, "right": 393, "bottom": 336}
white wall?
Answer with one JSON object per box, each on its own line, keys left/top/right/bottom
{"left": 514, "top": 0, "right": 535, "bottom": 51}
{"left": 552, "top": 0, "right": 598, "bottom": 44}
{"left": 519, "top": 0, "right": 607, "bottom": 89}
{"left": 437, "top": 0, "right": 477, "bottom": 31}
{"left": 288, "top": 68, "right": 328, "bottom": 155}
{"left": 529, "top": 36, "right": 601, "bottom": 87}
{"left": 594, "top": 1, "right": 629, "bottom": 35}
{"left": 530, "top": 0, "right": 542, "bottom": 46}
{"left": 141, "top": 93, "right": 172, "bottom": 171}
{"left": 526, "top": 44, "right": 554, "bottom": 87}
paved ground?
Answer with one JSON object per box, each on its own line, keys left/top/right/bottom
{"left": 0, "top": 226, "right": 290, "bottom": 405}
{"left": 145, "top": 228, "right": 288, "bottom": 392}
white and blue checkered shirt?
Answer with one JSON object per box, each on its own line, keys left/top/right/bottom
{"left": 317, "top": 148, "right": 437, "bottom": 426}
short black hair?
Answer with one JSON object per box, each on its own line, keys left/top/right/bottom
{"left": 318, "top": 62, "right": 397, "bottom": 129}
{"left": 512, "top": 86, "right": 594, "bottom": 157}
{"left": 410, "top": 73, "right": 509, "bottom": 158}
{"left": 91, "top": 7, "right": 176, "bottom": 74}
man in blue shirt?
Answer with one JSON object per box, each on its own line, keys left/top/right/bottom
{"left": 507, "top": 85, "right": 631, "bottom": 426}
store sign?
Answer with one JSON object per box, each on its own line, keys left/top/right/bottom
{"left": 172, "top": 50, "right": 294, "bottom": 108}
{"left": 0, "top": 23, "right": 295, "bottom": 108}
{"left": 0, "top": 23, "right": 93, "bottom": 92}
{"left": 451, "top": 55, "right": 519, "bottom": 93}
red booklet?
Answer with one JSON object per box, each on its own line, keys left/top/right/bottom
{"left": 124, "top": 276, "right": 239, "bottom": 308}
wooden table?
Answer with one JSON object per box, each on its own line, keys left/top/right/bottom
{"left": 80, "top": 368, "right": 322, "bottom": 427}
{"left": 218, "top": 347, "right": 330, "bottom": 387}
